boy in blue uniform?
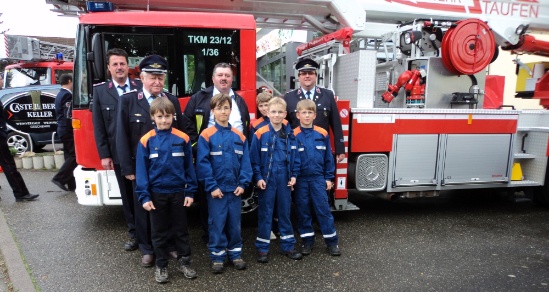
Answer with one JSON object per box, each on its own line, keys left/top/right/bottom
{"left": 197, "top": 93, "right": 252, "bottom": 274}
{"left": 249, "top": 91, "right": 272, "bottom": 140}
{"left": 293, "top": 99, "right": 341, "bottom": 256}
{"left": 135, "top": 97, "right": 198, "bottom": 283}
{"left": 250, "top": 97, "right": 302, "bottom": 263}
{"left": 250, "top": 91, "right": 278, "bottom": 241}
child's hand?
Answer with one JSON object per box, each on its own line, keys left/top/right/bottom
{"left": 326, "top": 180, "right": 333, "bottom": 191}
{"left": 257, "top": 180, "right": 266, "bottom": 190}
{"left": 125, "top": 174, "right": 136, "bottom": 180}
{"left": 183, "top": 197, "right": 194, "bottom": 207}
{"left": 288, "top": 177, "right": 296, "bottom": 187}
{"left": 143, "top": 201, "right": 155, "bottom": 211}
{"left": 211, "top": 189, "right": 223, "bottom": 199}
{"left": 234, "top": 186, "right": 244, "bottom": 196}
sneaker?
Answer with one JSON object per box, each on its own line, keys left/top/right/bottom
{"left": 270, "top": 231, "right": 277, "bottom": 240}
{"left": 327, "top": 245, "right": 341, "bottom": 256}
{"left": 155, "top": 266, "right": 169, "bottom": 283}
{"left": 257, "top": 252, "right": 269, "bottom": 264}
{"left": 281, "top": 249, "right": 303, "bottom": 260}
{"left": 301, "top": 244, "right": 313, "bottom": 256}
{"left": 177, "top": 256, "right": 197, "bottom": 279}
{"left": 232, "top": 258, "right": 247, "bottom": 270}
{"left": 211, "top": 261, "right": 224, "bottom": 274}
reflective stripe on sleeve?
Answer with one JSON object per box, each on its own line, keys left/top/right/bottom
{"left": 149, "top": 153, "right": 159, "bottom": 159}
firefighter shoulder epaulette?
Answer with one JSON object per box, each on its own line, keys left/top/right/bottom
{"left": 122, "top": 89, "right": 138, "bottom": 95}
{"left": 93, "top": 82, "right": 106, "bottom": 87}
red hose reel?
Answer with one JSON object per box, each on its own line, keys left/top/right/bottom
{"left": 441, "top": 19, "right": 496, "bottom": 75}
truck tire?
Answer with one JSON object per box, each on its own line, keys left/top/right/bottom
{"left": 7, "top": 132, "right": 31, "bottom": 155}
{"left": 241, "top": 185, "right": 259, "bottom": 214}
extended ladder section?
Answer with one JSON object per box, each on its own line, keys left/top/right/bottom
{"left": 38, "top": 40, "right": 74, "bottom": 61}
{"left": 1, "top": 34, "right": 74, "bottom": 61}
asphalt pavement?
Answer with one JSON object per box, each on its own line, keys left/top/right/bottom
{"left": 0, "top": 169, "right": 548, "bottom": 291}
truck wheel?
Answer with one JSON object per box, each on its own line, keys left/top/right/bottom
{"left": 241, "top": 185, "right": 259, "bottom": 214}
{"left": 7, "top": 132, "right": 31, "bottom": 155}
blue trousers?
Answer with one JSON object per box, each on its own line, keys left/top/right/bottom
{"left": 255, "top": 165, "right": 296, "bottom": 253}
{"left": 208, "top": 191, "right": 242, "bottom": 262}
{"left": 294, "top": 176, "right": 338, "bottom": 246}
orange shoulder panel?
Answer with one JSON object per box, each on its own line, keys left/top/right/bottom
{"left": 199, "top": 126, "right": 217, "bottom": 142}
{"left": 255, "top": 124, "right": 270, "bottom": 139}
{"left": 139, "top": 129, "right": 156, "bottom": 147}
{"left": 231, "top": 128, "right": 247, "bottom": 143}
{"left": 251, "top": 117, "right": 265, "bottom": 128}
{"left": 313, "top": 125, "right": 328, "bottom": 137}
{"left": 293, "top": 127, "right": 302, "bottom": 136}
{"left": 171, "top": 128, "right": 190, "bottom": 143}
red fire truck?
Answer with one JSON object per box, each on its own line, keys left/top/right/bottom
{"left": 1, "top": 34, "right": 74, "bottom": 153}
{"left": 56, "top": 0, "right": 549, "bottom": 210}
{"left": 69, "top": 5, "right": 258, "bottom": 208}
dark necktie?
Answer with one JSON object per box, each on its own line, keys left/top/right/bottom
{"left": 117, "top": 84, "right": 128, "bottom": 94}
{"left": 306, "top": 91, "right": 311, "bottom": 100}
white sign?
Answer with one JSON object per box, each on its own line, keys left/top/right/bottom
{"left": 256, "top": 29, "right": 308, "bottom": 58}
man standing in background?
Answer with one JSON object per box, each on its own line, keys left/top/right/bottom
{"left": 284, "top": 58, "right": 345, "bottom": 163}
{"left": 93, "top": 48, "right": 142, "bottom": 252}
{"left": 51, "top": 74, "right": 78, "bottom": 192}
{"left": 116, "top": 55, "right": 185, "bottom": 267}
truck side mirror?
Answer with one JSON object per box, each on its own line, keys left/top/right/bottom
{"left": 89, "top": 33, "right": 105, "bottom": 81}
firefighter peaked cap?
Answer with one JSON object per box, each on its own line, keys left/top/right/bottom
{"left": 139, "top": 55, "right": 168, "bottom": 74}
{"left": 295, "top": 58, "right": 318, "bottom": 71}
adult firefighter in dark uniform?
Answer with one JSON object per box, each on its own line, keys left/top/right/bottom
{"left": 92, "top": 48, "right": 142, "bottom": 252}
{"left": 116, "top": 54, "right": 185, "bottom": 267}
{"left": 283, "top": 58, "right": 345, "bottom": 163}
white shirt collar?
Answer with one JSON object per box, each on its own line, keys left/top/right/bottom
{"left": 301, "top": 86, "right": 316, "bottom": 96}
{"left": 213, "top": 87, "right": 234, "bottom": 98}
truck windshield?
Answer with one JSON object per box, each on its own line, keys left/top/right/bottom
{"left": 73, "top": 25, "right": 241, "bottom": 108}
{"left": 4, "top": 67, "right": 50, "bottom": 88}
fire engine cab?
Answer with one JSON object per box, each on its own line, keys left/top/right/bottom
{"left": 52, "top": 0, "right": 549, "bottom": 210}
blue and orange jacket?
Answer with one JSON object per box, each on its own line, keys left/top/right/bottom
{"left": 135, "top": 127, "right": 197, "bottom": 204}
{"left": 294, "top": 126, "right": 335, "bottom": 180}
{"left": 250, "top": 120, "right": 300, "bottom": 185}
{"left": 249, "top": 116, "right": 270, "bottom": 144}
{"left": 197, "top": 122, "right": 252, "bottom": 193}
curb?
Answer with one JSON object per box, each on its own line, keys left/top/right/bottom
{"left": 0, "top": 207, "right": 36, "bottom": 291}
